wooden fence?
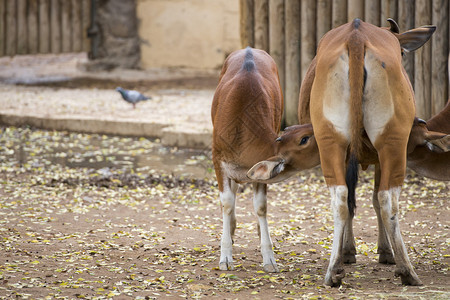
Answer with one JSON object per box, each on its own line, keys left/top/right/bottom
{"left": 240, "top": 0, "right": 449, "bottom": 125}
{"left": 0, "top": 0, "right": 91, "bottom": 57}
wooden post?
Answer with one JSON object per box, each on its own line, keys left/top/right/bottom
{"left": 381, "top": 0, "right": 397, "bottom": 24}
{"left": 17, "top": 0, "right": 27, "bottom": 54}
{"left": 301, "top": 0, "right": 316, "bottom": 83}
{"left": 50, "top": 0, "right": 61, "bottom": 53}
{"left": 398, "top": 0, "right": 415, "bottom": 84}
{"left": 5, "top": 0, "right": 16, "bottom": 56}
{"left": 365, "top": 0, "right": 380, "bottom": 26}
{"left": 0, "top": 0, "right": 5, "bottom": 56}
{"left": 332, "top": 0, "right": 347, "bottom": 28}
{"left": 72, "top": 0, "right": 82, "bottom": 52}
{"left": 431, "top": 0, "right": 448, "bottom": 115}
{"left": 347, "top": 0, "right": 364, "bottom": 22}
{"left": 414, "top": 0, "right": 432, "bottom": 119}
{"left": 254, "top": 0, "right": 269, "bottom": 51}
{"left": 61, "top": 0, "right": 72, "bottom": 52}
{"left": 27, "top": 0, "right": 39, "bottom": 54}
{"left": 39, "top": 0, "right": 50, "bottom": 53}
{"left": 284, "top": 0, "right": 300, "bottom": 126}
{"left": 240, "top": 0, "right": 254, "bottom": 48}
{"left": 269, "top": 0, "right": 285, "bottom": 96}
{"left": 82, "top": 0, "right": 91, "bottom": 52}
{"left": 316, "top": 0, "right": 331, "bottom": 43}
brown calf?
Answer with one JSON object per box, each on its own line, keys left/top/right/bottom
{"left": 211, "top": 47, "right": 319, "bottom": 272}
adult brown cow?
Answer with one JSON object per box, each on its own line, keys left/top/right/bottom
{"left": 294, "top": 50, "right": 448, "bottom": 277}
{"left": 211, "top": 47, "right": 320, "bottom": 272}
{"left": 250, "top": 19, "right": 437, "bottom": 286}
{"left": 308, "top": 18, "right": 435, "bottom": 287}
{"left": 249, "top": 97, "right": 449, "bottom": 285}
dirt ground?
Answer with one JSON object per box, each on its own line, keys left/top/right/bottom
{"left": 0, "top": 127, "right": 449, "bottom": 299}
{"left": 0, "top": 54, "right": 449, "bottom": 299}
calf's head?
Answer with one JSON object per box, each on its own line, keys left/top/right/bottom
{"left": 247, "top": 124, "right": 320, "bottom": 181}
{"left": 408, "top": 118, "right": 450, "bottom": 154}
{"left": 247, "top": 118, "right": 449, "bottom": 182}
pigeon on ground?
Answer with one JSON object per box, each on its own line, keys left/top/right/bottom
{"left": 116, "top": 87, "right": 151, "bottom": 109}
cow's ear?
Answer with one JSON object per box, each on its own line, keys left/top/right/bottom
{"left": 247, "top": 157, "right": 285, "bottom": 180}
{"left": 425, "top": 134, "right": 450, "bottom": 153}
{"left": 387, "top": 18, "right": 399, "bottom": 34}
{"left": 397, "top": 25, "right": 436, "bottom": 53}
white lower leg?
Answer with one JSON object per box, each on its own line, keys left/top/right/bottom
{"left": 325, "top": 185, "right": 348, "bottom": 286}
{"left": 253, "top": 183, "right": 278, "bottom": 272}
{"left": 342, "top": 215, "right": 356, "bottom": 263}
{"left": 378, "top": 187, "right": 422, "bottom": 285}
{"left": 372, "top": 191, "right": 394, "bottom": 264}
{"left": 219, "top": 180, "right": 238, "bottom": 270}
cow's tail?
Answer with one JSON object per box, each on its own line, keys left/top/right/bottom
{"left": 346, "top": 19, "right": 366, "bottom": 218}
{"left": 346, "top": 153, "right": 358, "bottom": 218}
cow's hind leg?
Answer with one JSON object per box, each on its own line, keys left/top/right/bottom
{"left": 377, "top": 147, "right": 422, "bottom": 285}
{"left": 324, "top": 185, "right": 349, "bottom": 286}
{"left": 342, "top": 215, "right": 356, "bottom": 264}
{"left": 372, "top": 164, "right": 395, "bottom": 264}
{"left": 253, "top": 183, "right": 278, "bottom": 272}
{"left": 316, "top": 136, "right": 349, "bottom": 286}
{"left": 219, "top": 178, "right": 238, "bottom": 270}
{"left": 363, "top": 51, "right": 417, "bottom": 280}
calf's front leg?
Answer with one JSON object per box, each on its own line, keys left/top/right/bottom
{"left": 253, "top": 183, "right": 278, "bottom": 272}
{"left": 219, "top": 178, "right": 238, "bottom": 270}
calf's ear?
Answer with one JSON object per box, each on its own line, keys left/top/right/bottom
{"left": 247, "top": 157, "right": 285, "bottom": 180}
{"left": 397, "top": 25, "right": 436, "bottom": 53}
{"left": 425, "top": 133, "right": 450, "bottom": 153}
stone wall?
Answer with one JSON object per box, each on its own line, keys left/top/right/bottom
{"left": 86, "top": 0, "right": 141, "bottom": 71}
{"left": 137, "top": 0, "right": 240, "bottom": 70}
{"left": 85, "top": 0, "right": 240, "bottom": 71}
